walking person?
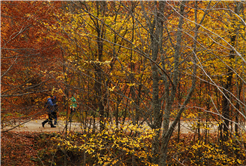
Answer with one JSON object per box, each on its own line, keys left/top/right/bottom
{"left": 69, "top": 93, "right": 77, "bottom": 122}
{"left": 42, "top": 95, "right": 56, "bottom": 128}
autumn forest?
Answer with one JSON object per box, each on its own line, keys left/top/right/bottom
{"left": 1, "top": 1, "right": 246, "bottom": 165}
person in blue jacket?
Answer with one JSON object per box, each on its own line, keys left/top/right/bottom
{"left": 42, "top": 95, "right": 56, "bottom": 128}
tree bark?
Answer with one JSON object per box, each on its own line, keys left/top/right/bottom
{"left": 150, "top": 1, "right": 165, "bottom": 163}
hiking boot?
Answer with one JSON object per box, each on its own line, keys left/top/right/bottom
{"left": 50, "top": 121, "right": 56, "bottom": 128}
{"left": 42, "top": 120, "right": 48, "bottom": 127}
{"left": 42, "top": 122, "right": 45, "bottom": 127}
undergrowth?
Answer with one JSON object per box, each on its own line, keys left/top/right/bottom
{"left": 1, "top": 129, "right": 246, "bottom": 166}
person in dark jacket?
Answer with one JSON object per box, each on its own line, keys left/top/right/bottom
{"left": 42, "top": 95, "right": 56, "bottom": 128}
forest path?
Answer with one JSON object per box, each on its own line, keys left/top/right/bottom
{"left": 2, "top": 119, "right": 83, "bottom": 133}
{"left": 1, "top": 119, "right": 219, "bottom": 133}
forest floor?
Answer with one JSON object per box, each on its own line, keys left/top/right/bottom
{"left": 1, "top": 118, "right": 219, "bottom": 133}
{"left": 0, "top": 119, "right": 221, "bottom": 166}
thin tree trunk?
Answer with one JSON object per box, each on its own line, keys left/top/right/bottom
{"left": 150, "top": 1, "right": 165, "bottom": 163}
{"left": 221, "top": 2, "right": 239, "bottom": 149}
{"left": 159, "top": 0, "right": 208, "bottom": 164}
{"left": 94, "top": 1, "right": 105, "bottom": 131}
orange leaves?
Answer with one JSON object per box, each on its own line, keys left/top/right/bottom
{"left": 1, "top": 1, "right": 64, "bottom": 124}
{"left": 1, "top": 132, "right": 38, "bottom": 165}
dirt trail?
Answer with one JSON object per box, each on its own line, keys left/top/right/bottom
{"left": 1, "top": 120, "right": 83, "bottom": 133}
{"left": 1, "top": 119, "right": 219, "bottom": 133}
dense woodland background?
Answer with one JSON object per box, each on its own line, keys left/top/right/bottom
{"left": 1, "top": 1, "right": 246, "bottom": 165}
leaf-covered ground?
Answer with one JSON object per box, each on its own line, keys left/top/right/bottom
{"left": 2, "top": 130, "right": 246, "bottom": 166}
{"left": 1, "top": 131, "right": 44, "bottom": 166}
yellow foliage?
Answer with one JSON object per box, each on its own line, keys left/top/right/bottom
{"left": 53, "top": 121, "right": 156, "bottom": 165}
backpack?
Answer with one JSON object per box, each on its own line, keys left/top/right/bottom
{"left": 44, "top": 98, "right": 54, "bottom": 113}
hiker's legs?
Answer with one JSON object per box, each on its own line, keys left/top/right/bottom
{"left": 42, "top": 113, "right": 53, "bottom": 127}
{"left": 69, "top": 112, "right": 73, "bottom": 122}
{"left": 54, "top": 116, "right": 57, "bottom": 125}
{"left": 52, "top": 112, "right": 57, "bottom": 125}
{"left": 48, "top": 113, "right": 56, "bottom": 127}
{"left": 69, "top": 108, "right": 75, "bottom": 122}
{"left": 42, "top": 118, "right": 49, "bottom": 127}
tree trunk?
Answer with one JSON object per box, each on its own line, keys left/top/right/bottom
{"left": 159, "top": 1, "right": 185, "bottom": 165}
{"left": 221, "top": 2, "right": 239, "bottom": 149}
{"left": 94, "top": 2, "right": 105, "bottom": 131}
{"left": 150, "top": 1, "right": 165, "bottom": 163}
